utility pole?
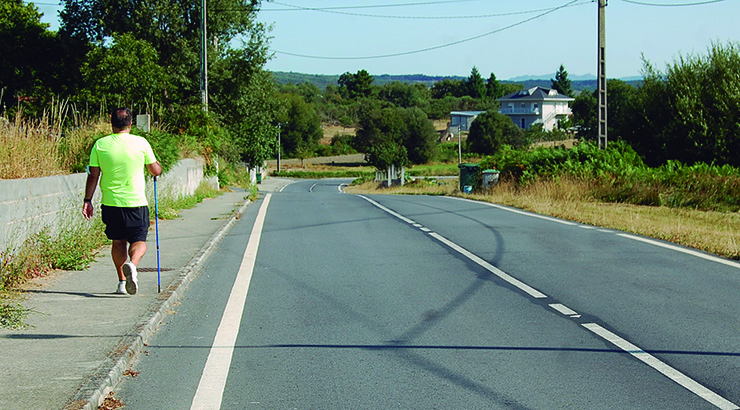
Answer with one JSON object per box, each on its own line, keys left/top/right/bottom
{"left": 200, "top": 0, "right": 208, "bottom": 111}
{"left": 597, "top": 0, "right": 607, "bottom": 149}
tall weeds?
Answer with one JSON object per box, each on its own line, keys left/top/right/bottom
{"left": 0, "top": 101, "right": 108, "bottom": 179}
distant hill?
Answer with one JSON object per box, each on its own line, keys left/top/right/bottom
{"left": 271, "top": 71, "right": 465, "bottom": 88}
{"left": 509, "top": 73, "right": 597, "bottom": 82}
{"left": 270, "top": 71, "right": 641, "bottom": 93}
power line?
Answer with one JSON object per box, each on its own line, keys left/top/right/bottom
{"left": 621, "top": 0, "right": 729, "bottom": 6}
{"left": 262, "top": 0, "right": 481, "bottom": 11}
{"left": 265, "top": 1, "right": 590, "bottom": 20}
{"left": 273, "top": 0, "right": 582, "bottom": 60}
{"left": 24, "top": 2, "right": 61, "bottom": 6}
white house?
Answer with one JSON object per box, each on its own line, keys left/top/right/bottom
{"left": 497, "top": 86, "right": 574, "bottom": 131}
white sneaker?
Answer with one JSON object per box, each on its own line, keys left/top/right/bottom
{"left": 122, "top": 262, "right": 138, "bottom": 295}
{"left": 115, "top": 280, "right": 127, "bottom": 295}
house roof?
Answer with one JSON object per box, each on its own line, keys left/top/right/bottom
{"left": 450, "top": 111, "right": 485, "bottom": 117}
{"left": 497, "top": 86, "right": 574, "bottom": 102}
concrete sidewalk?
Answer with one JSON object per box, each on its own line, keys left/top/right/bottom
{"left": 0, "top": 177, "right": 293, "bottom": 410}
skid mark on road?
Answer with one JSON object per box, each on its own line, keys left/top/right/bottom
{"left": 358, "top": 194, "right": 739, "bottom": 410}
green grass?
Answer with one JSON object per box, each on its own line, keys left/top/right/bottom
{"left": 407, "top": 163, "right": 459, "bottom": 177}
{"left": 0, "top": 301, "right": 30, "bottom": 330}
{"left": 155, "top": 181, "right": 222, "bottom": 219}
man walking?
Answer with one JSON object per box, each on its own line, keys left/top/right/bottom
{"left": 82, "top": 108, "right": 162, "bottom": 295}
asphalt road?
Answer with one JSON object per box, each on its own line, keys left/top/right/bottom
{"left": 117, "top": 179, "right": 740, "bottom": 409}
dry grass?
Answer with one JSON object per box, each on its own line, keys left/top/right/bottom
{"left": 0, "top": 105, "right": 107, "bottom": 179}
{"left": 346, "top": 177, "right": 740, "bottom": 260}
{"left": 347, "top": 178, "right": 458, "bottom": 196}
{"left": 320, "top": 124, "right": 356, "bottom": 145}
{"left": 0, "top": 112, "right": 65, "bottom": 179}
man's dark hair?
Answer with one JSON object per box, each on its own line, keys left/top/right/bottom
{"left": 111, "top": 108, "right": 133, "bottom": 129}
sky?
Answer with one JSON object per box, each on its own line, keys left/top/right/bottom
{"left": 33, "top": 0, "right": 740, "bottom": 81}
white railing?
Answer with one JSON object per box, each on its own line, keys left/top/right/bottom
{"left": 499, "top": 107, "right": 540, "bottom": 115}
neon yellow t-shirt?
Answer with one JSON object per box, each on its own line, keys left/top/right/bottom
{"left": 89, "top": 133, "right": 158, "bottom": 207}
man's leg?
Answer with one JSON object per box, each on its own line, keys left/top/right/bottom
{"left": 121, "top": 241, "right": 146, "bottom": 295}
{"left": 128, "top": 241, "right": 148, "bottom": 266}
{"left": 111, "top": 239, "right": 129, "bottom": 281}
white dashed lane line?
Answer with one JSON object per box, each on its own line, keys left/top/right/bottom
{"left": 358, "top": 194, "right": 739, "bottom": 410}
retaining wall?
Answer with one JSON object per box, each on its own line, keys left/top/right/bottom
{"left": 0, "top": 158, "right": 217, "bottom": 251}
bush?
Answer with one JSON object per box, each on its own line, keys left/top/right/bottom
{"left": 138, "top": 128, "right": 180, "bottom": 173}
{"left": 479, "top": 141, "right": 740, "bottom": 211}
{"left": 315, "top": 134, "right": 358, "bottom": 157}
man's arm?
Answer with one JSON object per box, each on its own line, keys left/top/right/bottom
{"left": 82, "top": 166, "right": 101, "bottom": 220}
{"left": 147, "top": 161, "right": 162, "bottom": 177}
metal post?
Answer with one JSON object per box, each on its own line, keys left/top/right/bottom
{"left": 277, "top": 124, "right": 281, "bottom": 173}
{"left": 597, "top": 0, "right": 607, "bottom": 149}
{"left": 153, "top": 177, "right": 161, "bottom": 293}
{"left": 200, "top": 0, "right": 208, "bottom": 111}
{"left": 457, "top": 125, "right": 462, "bottom": 164}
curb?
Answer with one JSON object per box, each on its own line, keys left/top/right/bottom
{"left": 62, "top": 199, "right": 251, "bottom": 410}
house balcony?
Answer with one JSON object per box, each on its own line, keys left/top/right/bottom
{"left": 499, "top": 107, "right": 540, "bottom": 115}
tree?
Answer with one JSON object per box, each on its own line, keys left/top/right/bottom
{"left": 571, "top": 79, "right": 636, "bottom": 143}
{"left": 209, "top": 25, "right": 279, "bottom": 167}
{"left": 0, "top": 0, "right": 60, "bottom": 109}
{"left": 431, "top": 78, "right": 466, "bottom": 98}
{"left": 603, "top": 79, "right": 636, "bottom": 141}
{"left": 466, "top": 66, "right": 487, "bottom": 99}
{"left": 275, "top": 94, "right": 323, "bottom": 158}
{"left": 354, "top": 101, "right": 437, "bottom": 168}
{"left": 353, "top": 101, "right": 404, "bottom": 154}
{"left": 551, "top": 64, "right": 573, "bottom": 97}
{"left": 570, "top": 91, "right": 597, "bottom": 140}
{"left": 378, "top": 81, "right": 423, "bottom": 108}
{"left": 486, "top": 72, "right": 504, "bottom": 100}
{"left": 466, "top": 111, "right": 525, "bottom": 155}
{"left": 399, "top": 107, "right": 438, "bottom": 164}
{"left": 81, "top": 33, "right": 169, "bottom": 107}
{"left": 338, "top": 69, "right": 374, "bottom": 100}
{"left": 623, "top": 42, "right": 740, "bottom": 167}
{"left": 366, "top": 142, "right": 410, "bottom": 171}
{"left": 60, "top": 0, "right": 261, "bottom": 105}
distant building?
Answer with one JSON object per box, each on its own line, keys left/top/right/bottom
{"left": 449, "top": 111, "right": 485, "bottom": 132}
{"left": 497, "top": 86, "right": 574, "bottom": 131}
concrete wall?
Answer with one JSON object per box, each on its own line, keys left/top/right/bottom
{"left": 0, "top": 158, "right": 217, "bottom": 251}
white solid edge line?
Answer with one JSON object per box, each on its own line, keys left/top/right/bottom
{"left": 359, "top": 195, "right": 416, "bottom": 225}
{"left": 358, "top": 195, "right": 547, "bottom": 299}
{"left": 445, "top": 196, "right": 578, "bottom": 226}
{"left": 446, "top": 196, "right": 740, "bottom": 271}
{"left": 617, "top": 233, "right": 740, "bottom": 270}
{"left": 582, "top": 323, "right": 739, "bottom": 410}
{"left": 190, "top": 194, "right": 272, "bottom": 410}
{"left": 429, "top": 232, "right": 547, "bottom": 299}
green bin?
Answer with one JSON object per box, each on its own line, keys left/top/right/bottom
{"left": 458, "top": 163, "right": 480, "bottom": 193}
{"left": 256, "top": 172, "right": 262, "bottom": 184}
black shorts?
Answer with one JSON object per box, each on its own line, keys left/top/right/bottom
{"left": 101, "top": 205, "right": 150, "bottom": 243}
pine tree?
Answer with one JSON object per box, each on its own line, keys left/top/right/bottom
{"left": 467, "top": 66, "right": 487, "bottom": 99}
{"left": 551, "top": 65, "right": 573, "bottom": 97}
